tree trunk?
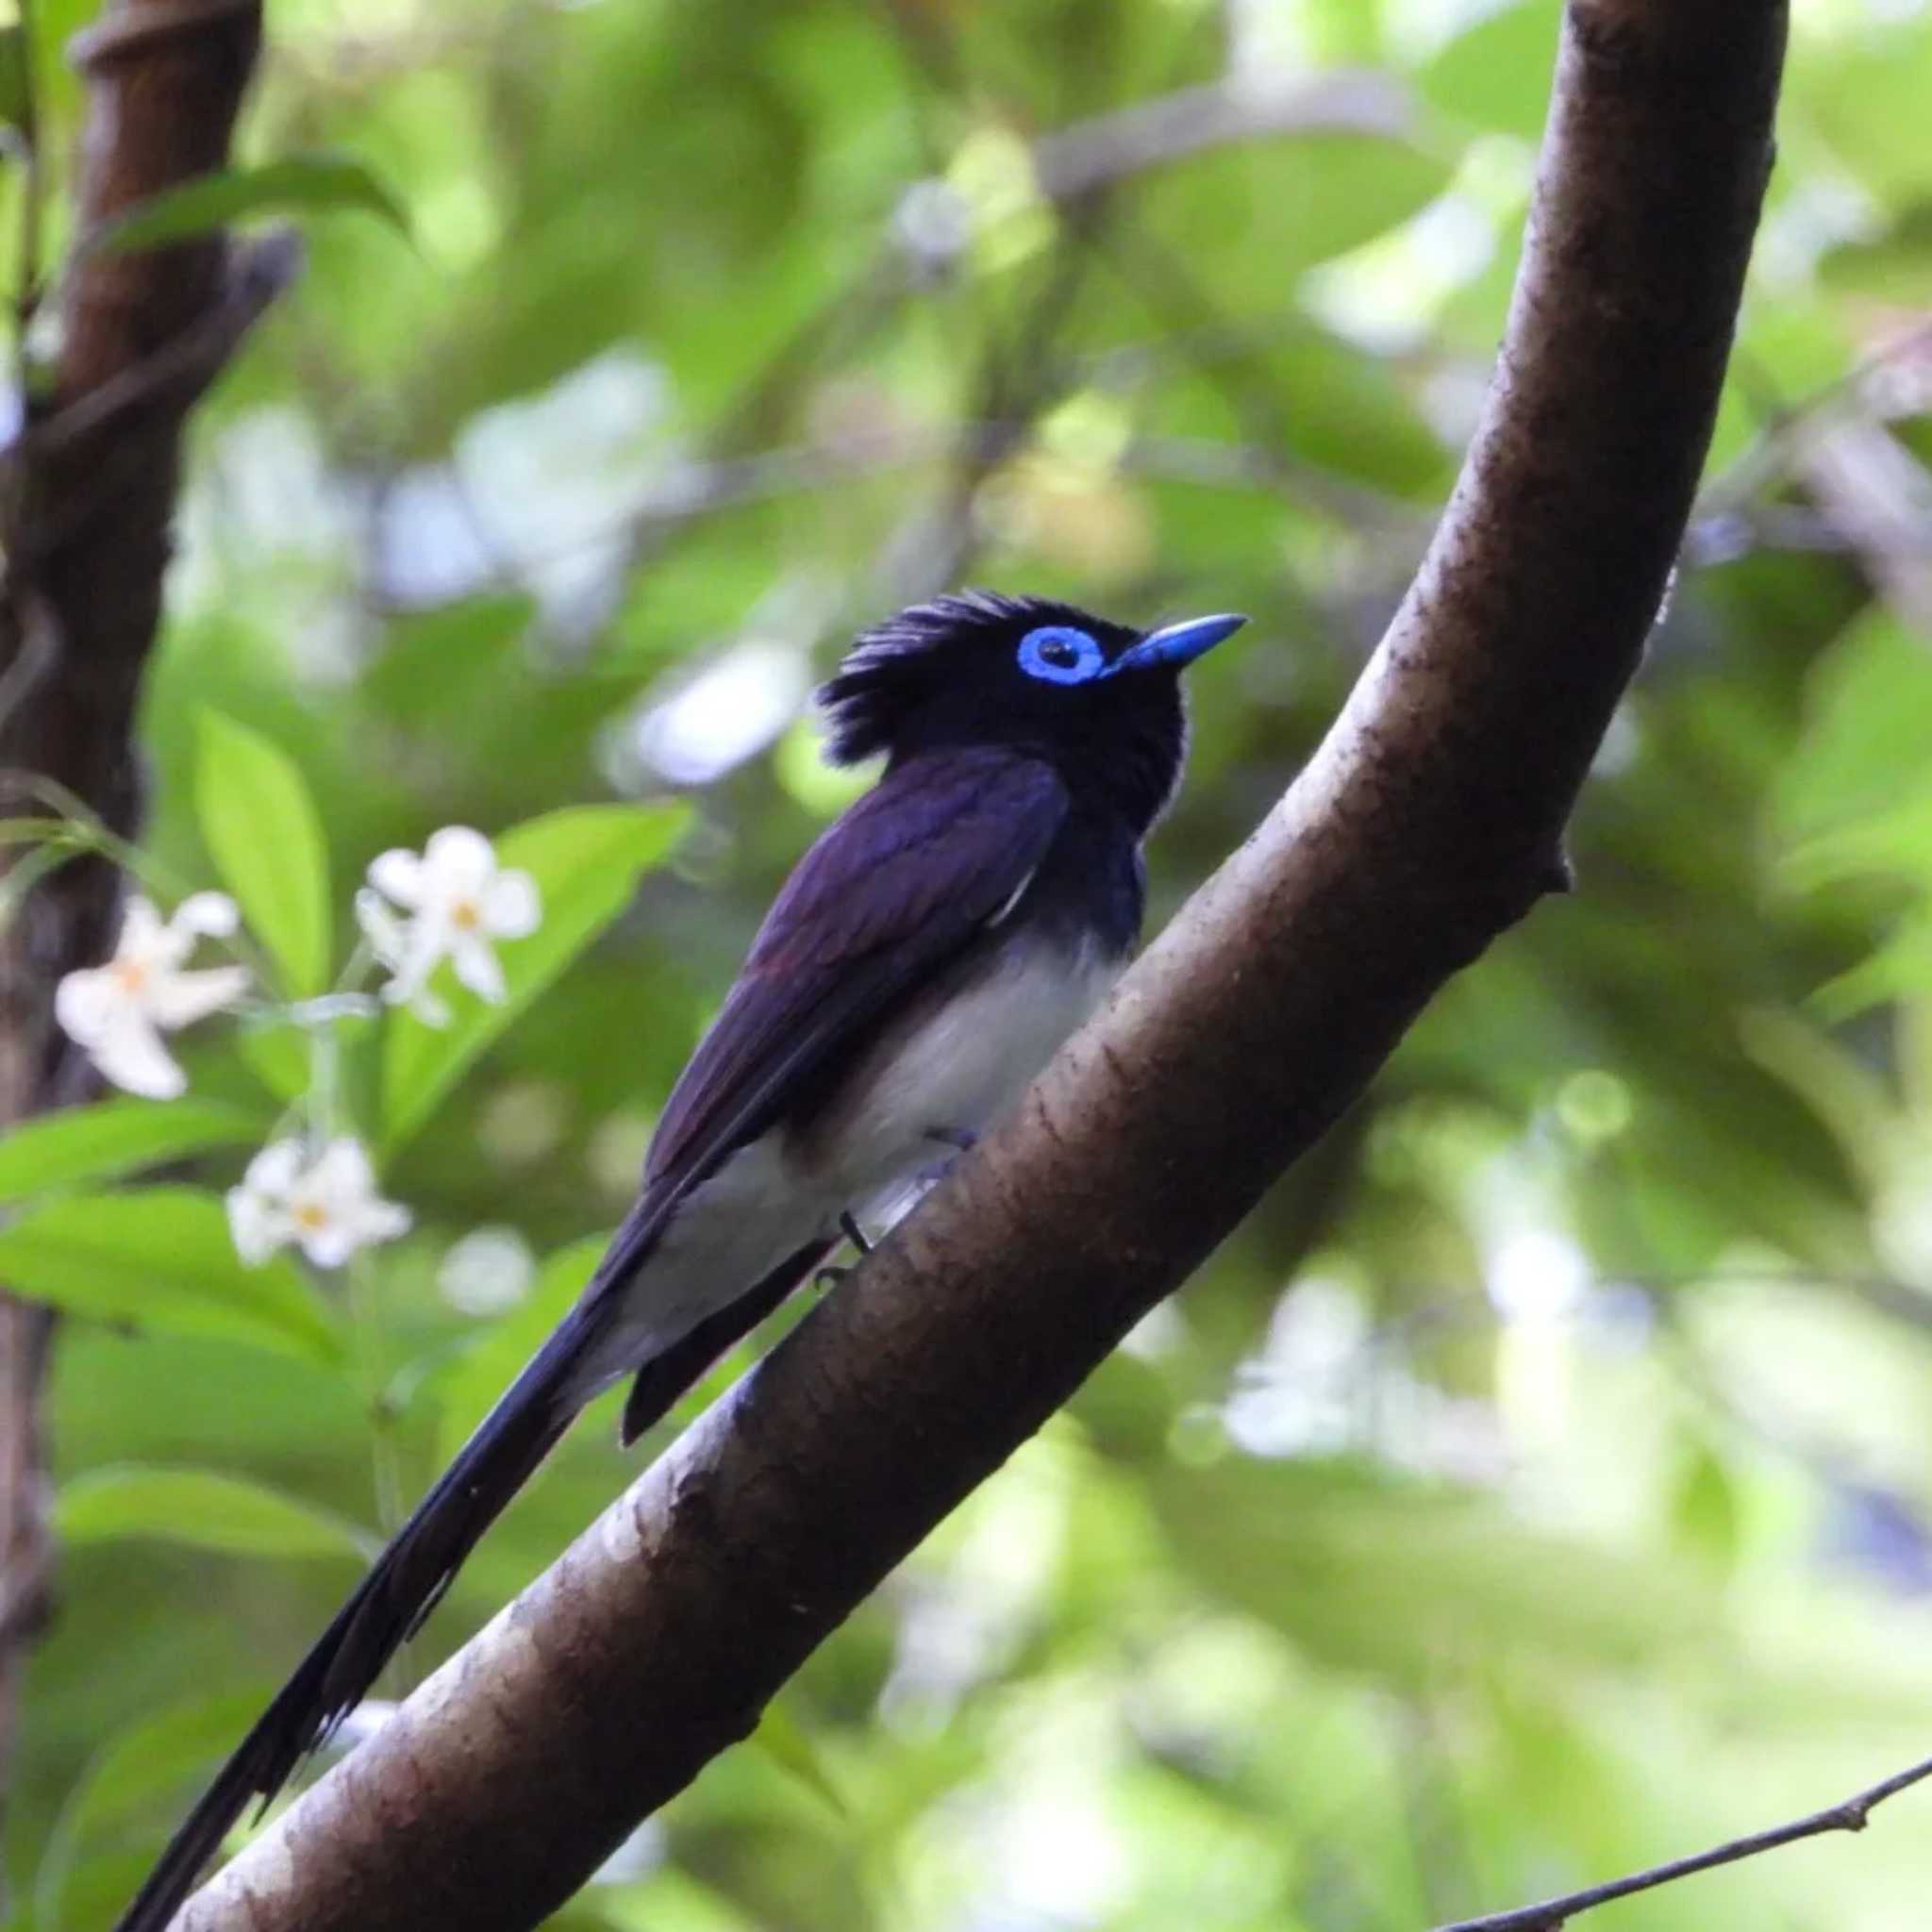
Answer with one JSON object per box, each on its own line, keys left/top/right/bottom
{"left": 0, "top": 0, "right": 289, "bottom": 1882}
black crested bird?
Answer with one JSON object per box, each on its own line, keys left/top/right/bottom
{"left": 116, "top": 589, "right": 1245, "bottom": 1930}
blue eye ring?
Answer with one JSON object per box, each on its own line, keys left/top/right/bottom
{"left": 1017, "top": 625, "right": 1107, "bottom": 685}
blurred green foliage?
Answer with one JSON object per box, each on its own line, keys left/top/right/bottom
{"left": 8, "top": 0, "right": 1932, "bottom": 1927}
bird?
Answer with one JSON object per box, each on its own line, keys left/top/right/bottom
{"left": 114, "top": 589, "right": 1245, "bottom": 1931}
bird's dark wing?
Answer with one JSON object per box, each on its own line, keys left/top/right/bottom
{"left": 110, "top": 747, "right": 1067, "bottom": 1932}
{"left": 644, "top": 743, "right": 1069, "bottom": 1191}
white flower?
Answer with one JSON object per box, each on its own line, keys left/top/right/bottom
{"left": 438, "top": 1225, "right": 536, "bottom": 1317}
{"left": 357, "top": 826, "right": 539, "bottom": 1024}
{"left": 54, "top": 892, "right": 249, "bottom": 1099}
{"left": 353, "top": 889, "right": 449, "bottom": 1026}
{"left": 226, "top": 1138, "right": 411, "bottom": 1269}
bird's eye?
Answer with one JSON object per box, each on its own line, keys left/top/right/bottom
{"left": 1017, "top": 625, "right": 1106, "bottom": 686}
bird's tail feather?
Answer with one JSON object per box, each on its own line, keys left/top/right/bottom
{"left": 618, "top": 1237, "right": 831, "bottom": 1446}
{"left": 112, "top": 1307, "right": 595, "bottom": 1932}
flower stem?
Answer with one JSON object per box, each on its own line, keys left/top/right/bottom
{"left": 346, "top": 1253, "right": 408, "bottom": 1542}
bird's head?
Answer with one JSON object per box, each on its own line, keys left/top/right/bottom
{"left": 817, "top": 591, "right": 1246, "bottom": 831}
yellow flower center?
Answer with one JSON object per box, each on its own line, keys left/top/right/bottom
{"left": 450, "top": 897, "right": 481, "bottom": 931}
{"left": 112, "top": 958, "right": 150, "bottom": 994}
{"left": 292, "top": 1201, "right": 330, "bottom": 1232}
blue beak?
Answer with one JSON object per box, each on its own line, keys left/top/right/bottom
{"left": 1110, "top": 611, "right": 1248, "bottom": 675}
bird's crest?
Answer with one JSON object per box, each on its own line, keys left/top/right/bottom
{"left": 817, "top": 590, "right": 1080, "bottom": 765}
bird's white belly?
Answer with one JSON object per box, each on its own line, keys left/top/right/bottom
{"left": 581, "top": 935, "right": 1120, "bottom": 1385}
{"left": 808, "top": 933, "right": 1121, "bottom": 1210}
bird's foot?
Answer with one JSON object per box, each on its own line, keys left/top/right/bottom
{"left": 814, "top": 1210, "right": 874, "bottom": 1291}
{"left": 918, "top": 1125, "right": 978, "bottom": 1184}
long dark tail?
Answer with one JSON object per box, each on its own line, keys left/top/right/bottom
{"left": 619, "top": 1237, "right": 831, "bottom": 1445}
{"left": 111, "top": 1307, "right": 596, "bottom": 1932}
{"left": 116, "top": 1237, "right": 837, "bottom": 1931}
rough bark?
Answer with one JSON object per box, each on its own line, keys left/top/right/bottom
{"left": 177, "top": 1, "right": 1787, "bottom": 1925}
{"left": 0, "top": 0, "right": 291, "bottom": 1875}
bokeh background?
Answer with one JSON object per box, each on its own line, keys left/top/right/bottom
{"left": 8, "top": 0, "right": 1932, "bottom": 1925}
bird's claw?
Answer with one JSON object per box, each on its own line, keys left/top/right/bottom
{"left": 919, "top": 1125, "right": 977, "bottom": 1184}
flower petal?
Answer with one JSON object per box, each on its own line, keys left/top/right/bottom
{"left": 421, "top": 825, "right": 496, "bottom": 898}
{"left": 226, "top": 1186, "right": 291, "bottom": 1265}
{"left": 145, "top": 964, "right": 251, "bottom": 1031}
{"left": 242, "top": 1139, "right": 307, "bottom": 1198}
{"left": 405, "top": 986, "right": 453, "bottom": 1028}
{"left": 380, "top": 975, "right": 452, "bottom": 1028}
{"left": 116, "top": 895, "right": 177, "bottom": 966}
{"left": 172, "top": 891, "right": 241, "bottom": 940}
{"left": 448, "top": 928, "right": 507, "bottom": 1004}
{"left": 309, "top": 1138, "right": 378, "bottom": 1208}
{"left": 349, "top": 1198, "right": 413, "bottom": 1249}
{"left": 298, "top": 1219, "right": 358, "bottom": 1270}
{"left": 354, "top": 888, "right": 408, "bottom": 970}
{"left": 367, "top": 848, "right": 425, "bottom": 908}
{"left": 481, "top": 869, "right": 541, "bottom": 940}
{"left": 54, "top": 968, "right": 123, "bottom": 1048}
{"left": 86, "top": 1011, "right": 188, "bottom": 1099}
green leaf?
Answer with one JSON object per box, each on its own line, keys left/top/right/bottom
{"left": 0, "top": 1097, "right": 264, "bottom": 1203}
{"left": 196, "top": 709, "right": 333, "bottom": 998}
{"left": 96, "top": 152, "right": 411, "bottom": 255}
{"left": 750, "top": 1699, "right": 848, "bottom": 1817}
{"left": 435, "top": 1236, "right": 605, "bottom": 1463}
{"left": 0, "top": 25, "right": 29, "bottom": 130}
{"left": 1420, "top": 0, "right": 1560, "bottom": 142}
{"left": 1151, "top": 1457, "right": 1717, "bottom": 1682}
{"left": 380, "top": 804, "right": 689, "bottom": 1156}
{"left": 33, "top": 1688, "right": 272, "bottom": 1925}
{"left": 238, "top": 1022, "right": 314, "bottom": 1104}
{"left": 68, "top": 1690, "right": 269, "bottom": 1828}
{"left": 54, "top": 1464, "right": 373, "bottom": 1560}
{"left": 0, "top": 1189, "right": 344, "bottom": 1368}
{"left": 1669, "top": 1441, "right": 1742, "bottom": 1572}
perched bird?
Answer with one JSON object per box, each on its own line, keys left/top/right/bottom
{"left": 115, "top": 590, "right": 1244, "bottom": 1930}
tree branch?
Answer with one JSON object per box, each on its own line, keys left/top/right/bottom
{"left": 1028, "top": 68, "right": 1415, "bottom": 201}
{"left": 1433, "top": 1755, "right": 1932, "bottom": 1932}
{"left": 175, "top": 3, "right": 1787, "bottom": 1926}
{"left": 0, "top": 0, "right": 291, "bottom": 1878}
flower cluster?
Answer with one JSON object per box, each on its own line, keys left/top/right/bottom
{"left": 53, "top": 826, "right": 542, "bottom": 1272}
{"left": 54, "top": 893, "right": 250, "bottom": 1100}
{"left": 227, "top": 1139, "right": 411, "bottom": 1269}
{"left": 356, "top": 825, "right": 540, "bottom": 1025}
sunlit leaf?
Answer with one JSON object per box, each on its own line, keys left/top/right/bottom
{"left": 33, "top": 1689, "right": 271, "bottom": 1925}
{"left": 1151, "top": 1457, "right": 1718, "bottom": 1682}
{"left": 196, "top": 709, "right": 333, "bottom": 998}
{"left": 55, "top": 1464, "right": 374, "bottom": 1560}
{"left": 380, "top": 805, "right": 688, "bottom": 1156}
{"left": 0, "top": 1189, "right": 343, "bottom": 1367}
{"left": 1420, "top": 0, "right": 1560, "bottom": 141}
{"left": 96, "top": 153, "right": 410, "bottom": 254}
{"left": 1669, "top": 1440, "right": 1742, "bottom": 1571}
{"left": 0, "top": 25, "right": 28, "bottom": 129}
{"left": 749, "top": 1699, "right": 847, "bottom": 1817}
{"left": 0, "top": 1097, "right": 264, "bottom": 1203}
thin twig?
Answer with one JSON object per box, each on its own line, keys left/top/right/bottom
{"left": 1432, "top": 1756, "right": 1932, "bottom": 1932}
{"left": 1031, "top": 70, "right": 1415, "bottom": 201}
{"left": 13, "top": 0, "right": 42, "bottom": 343}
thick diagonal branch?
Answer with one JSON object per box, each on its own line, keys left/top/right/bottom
{"left": 178, "top": 4, "right": 1786, "bottom": 1927}
{"left": 0, "top": 0, "right": 291, "bottom": 1870}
